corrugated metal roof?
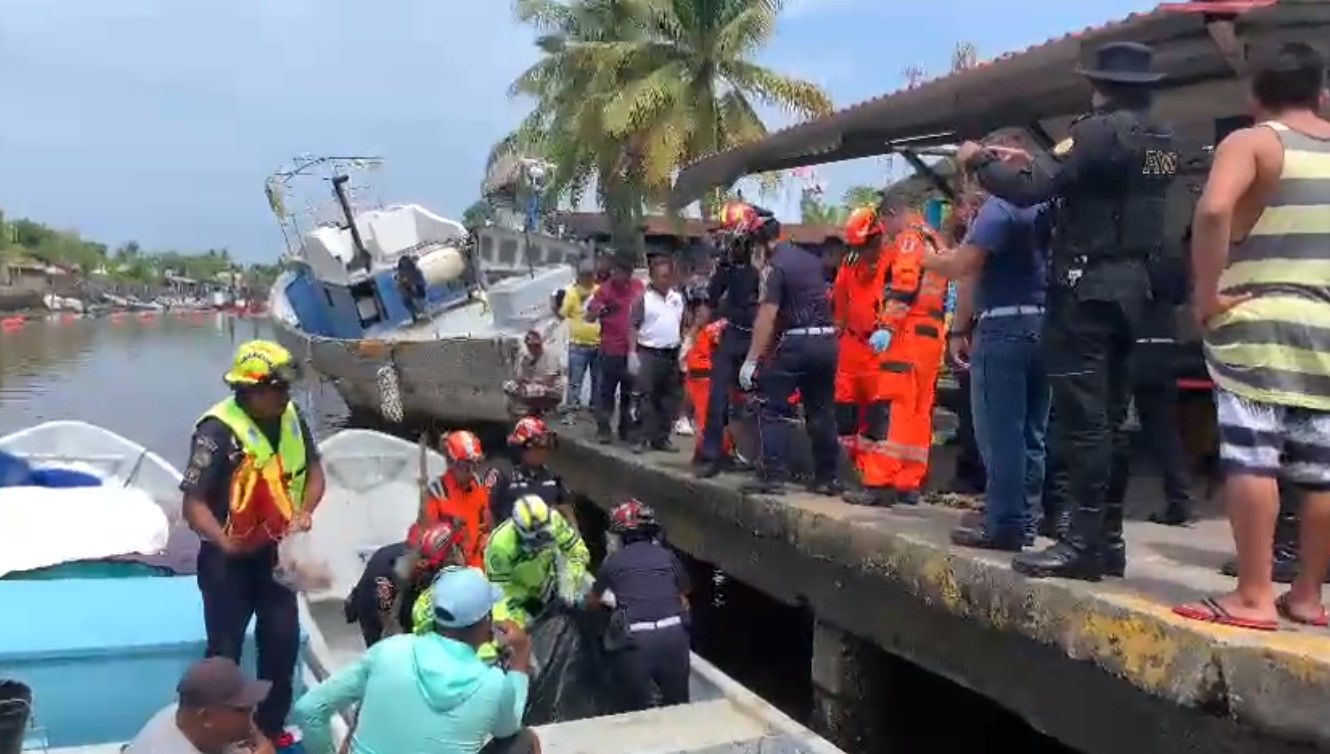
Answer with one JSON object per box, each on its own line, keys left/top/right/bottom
{"left": 669, "top": 0, "right": 1296, "bottom": 208}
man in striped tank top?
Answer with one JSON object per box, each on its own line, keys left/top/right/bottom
{"left": 1176, "top": 43, "right": 1330, "bottom": 631}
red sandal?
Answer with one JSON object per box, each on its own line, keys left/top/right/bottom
{"left": 1173, "top": 596, "right": 1279, "bottom": 632}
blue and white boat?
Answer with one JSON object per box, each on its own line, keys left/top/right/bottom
{"left": 0, "top": 422, "right": 846, "bottom": 754}
{"left": 265, "top": 157, "right": 584, "bottom": 426}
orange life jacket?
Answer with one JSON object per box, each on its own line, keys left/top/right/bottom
{"left": 686, "top": 319, "right": 726, "bottom": 378}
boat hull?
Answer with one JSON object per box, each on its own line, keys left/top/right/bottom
{"left": 271, "top": 315, "right": 522, "bottom": 426}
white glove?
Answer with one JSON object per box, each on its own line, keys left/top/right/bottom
{"left": 739, "top": 359, "right": 758, "bottom": 391}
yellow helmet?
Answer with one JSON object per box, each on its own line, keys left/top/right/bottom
{"left": 224, "top": 340, "right": 299, "bottom": 387}
{"left": 512, "top": 494, "right": 555, "bottom": 549}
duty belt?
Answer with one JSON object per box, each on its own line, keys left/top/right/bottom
{"left": 979, "top": 305, "right": 1045, "bottom": 320}
{"left": 629, "top": 615, "right": 684, "bottom": 632}
{"left": 785, "top": 326, "right": 836, "bottom": 336}
{"left": 686, "top": 368, "right": 712, "bottom": 379}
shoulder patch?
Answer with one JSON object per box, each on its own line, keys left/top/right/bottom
{"left": 1052, "top": 138, "right": 1075, "bottom": 158}
{"left": 483, "top": 467, "right": 501, "bottom": 489}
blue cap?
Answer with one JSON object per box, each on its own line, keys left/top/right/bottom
{"left": 431, "top": 566, "right": 503, "bottom": 628}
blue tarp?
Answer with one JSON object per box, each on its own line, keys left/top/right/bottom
{"left": 0, "top": 451, "right": 32, "bottom": 488}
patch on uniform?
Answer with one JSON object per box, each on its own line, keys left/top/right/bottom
{"left": 483, "top": 468, "right": 500, "bottom": 488}
{"left": 373, "top": 576, "right": 396, "bottom": 612}
{"left": 757, "top": 265, "right": 772, "bottom": 301}
{"left": 1142, "top": 149, "right": 1179, "bottom": 176}
{"left": 183, "top": 466, "right": 201, "bottom": 485}
{"left": 1052, "top": 137, "right": 1074, "bottom": 158}
{"left": 187, "top": 442, "right": 214, "bottom": 475}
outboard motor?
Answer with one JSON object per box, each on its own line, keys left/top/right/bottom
{"left": 0, "top": 680, "right": 32, "bottom": 754}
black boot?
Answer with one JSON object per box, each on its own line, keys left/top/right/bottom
{"left": 1037, "top": 509, "right": 1071, "bottom": 541}
{"left": 843, "top": 487, "right": 895, "bottom": 507}
{"left": 1102, "top": 494, "right": 1126, "bottom": 578}
{"left": 1013, "top": 500, "right": 1104, "bottom": 581}
{"left": 812, "top": 478, "right": 845, "bottom": 497}
{"left": 1221, "top": 500, "right": 1310, "bottom": 582}
{"left": 741, "top": 476, "right": 786, "bottom": 496}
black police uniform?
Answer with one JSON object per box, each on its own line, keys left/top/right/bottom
{"left": 593, "top": 540, "right": 691, "bottom": 711}
{"left": 698, "top": 257, "right": 760, "bottom": 467}
{"left": 488, "top": 463, "right": 570, "bottom": 523}
{"left": 1106, "top": 287, "right": 1193, "bottom": 526}
{"left": 974, "top": 102, "right": 1177, "bottom": 580}
{"left": 344, "top": 541, "right": 424, "bottom": 646}
{"left": 750, "top": 242, "right": 840, "bottom": 490}
{"left": 180, "top": 409, "right": 319, "bottom": 736}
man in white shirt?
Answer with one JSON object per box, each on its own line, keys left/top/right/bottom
{"left": 125, "top": 657, "right": 274, "bottom": 754}
{"left": 630, "top": 257, "right": 685, "bottom": 453}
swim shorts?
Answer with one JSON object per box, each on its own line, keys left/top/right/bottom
{"left": 1216, "top": 387, "right": 1330, "bottom": 490}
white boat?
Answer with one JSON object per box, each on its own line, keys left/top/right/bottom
{"left": 265, "top": 156, "right": 583, "bottom": 425}
{"left": 0, "top": 422, "right": 845, "bottom": 753}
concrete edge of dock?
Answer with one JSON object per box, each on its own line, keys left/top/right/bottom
{"left": 551, "top": 433, "right": 1330, "bottom": 750}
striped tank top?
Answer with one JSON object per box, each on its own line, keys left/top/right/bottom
{"left": 1205, "top": 121, "right": 1330, "bottom": 410}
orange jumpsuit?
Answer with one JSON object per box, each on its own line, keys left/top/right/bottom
{"left": 423, "top": 470, "right": 493, "bottom": 568}
{"left": 831, "top": 246, "right": 899, "bottom": 488}
{"left": 685, "top": 319, "right": 735, "bottom": 459}
{"left": 875, "top": 222, "right": 949, "bottom": 493}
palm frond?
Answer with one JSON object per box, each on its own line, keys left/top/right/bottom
{"left": 721, "top": 60, "right": 833, "bottom": 118}
{"left": 714, "top": 4, "right": 776, "bottom": 60}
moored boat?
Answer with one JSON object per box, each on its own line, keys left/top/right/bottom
{"left": 265, "top": 156, "right": 581, "bottom": 426}
{"left": 0, "top": 422, "right": 845, "bottom": 753}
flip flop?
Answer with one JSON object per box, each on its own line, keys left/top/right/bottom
{"left": 1275, "top": 593, "right": 1330, "bottom": 627}
{"left": 1173, "top": 597, "right": 1279, "bottom": 632}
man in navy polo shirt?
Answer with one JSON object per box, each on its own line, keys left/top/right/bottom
{"left": 925, "top": 176, "right": 1051, "bottom": 550}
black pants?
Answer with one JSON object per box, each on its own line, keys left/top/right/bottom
{"left": 612, "top": 624, "right": 691, "bottom": 712}
{"left": 1042, "top": 404, "right": 1071, "bottom": 529}
{"left": 197, "top": 543, "right": 299, "bottom": 736}
{"left": 1043, "top": 293, "right": 1136, "bottom": 556}
{"left": 1107, "top": 380, "right": 1192, "bottom": 517}
{"left": 700, "top": 328, "right": 750, "bottom": 462}
{"left": 951, "top": 369, "right": 986, "bottom": 493}
{"left": 597, "top": 353, "right": 635, "bottom": 439}
{"left": 634, "top": 346, "right": 683, "bottom": 446}
{"left": 757, "top": 333, "right": 839, "bottom": 483}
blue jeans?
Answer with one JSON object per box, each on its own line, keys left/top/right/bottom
{"left": 971, "top": 314, "right": 1050, "bottom": 539}
{"left": 567, "top": 344, "right": 600, "bottom": 408}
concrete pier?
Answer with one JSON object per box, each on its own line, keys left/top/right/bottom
{"left": 550, "top": 424, "right": 1330, "bottom": 754}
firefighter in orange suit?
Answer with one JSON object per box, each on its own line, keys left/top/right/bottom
{"left": 421, "top": 430, "right": 493, "bottom": 568}
{"left": 875, "top": 214, "right": 950, "bottom": 505}
{"left": 684, "top": 318, "right": 735, "bottom": 462}
{"left": 833, "top": 207, "right": 899, "bottom": 507}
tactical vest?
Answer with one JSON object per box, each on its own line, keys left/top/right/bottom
{"left": 1053, "top": 109, "right": 1177, "bottom": 266}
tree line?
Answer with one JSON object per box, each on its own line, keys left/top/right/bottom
{"left": 0, "top": 207, "right": 280, "bottom": 288}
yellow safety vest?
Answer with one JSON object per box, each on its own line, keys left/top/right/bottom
{"left": 200, "top": 397, "right": 308, "bottom": 542}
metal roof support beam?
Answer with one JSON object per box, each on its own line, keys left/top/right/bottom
{"left": 898, "top": 150, "right": 958, "bottom": 202}
{"left": 1205, "top": 19, "right": 1246, "bottom": 75}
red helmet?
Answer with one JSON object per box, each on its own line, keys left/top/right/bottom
{"left": 609, "top": 498, "right": 659, "bottom": 535}
{"left": 407, "top": 519, "right": 467, "bottom": 569}
{"left": 508, "top": 416, "right": 553, "bottom": 448}
{"left": 718, "top": 202, "right": 758, "bottom": 232}
{"left": 844, "top": 206, "right": 885, "bottom": 247}
{"left": 442, "top": 431, "right": 484, "bottom": 462}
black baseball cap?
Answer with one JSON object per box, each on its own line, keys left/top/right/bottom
{"left": 177, "top": 658, "right": 271, "bottom": 709}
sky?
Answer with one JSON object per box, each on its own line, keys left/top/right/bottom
{"left": 0, "top": 0, "right": 1157, "bottom": 263}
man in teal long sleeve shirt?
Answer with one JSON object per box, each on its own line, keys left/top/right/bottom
{"left": 293, "top": 567, "right": 539, "bottom": 754}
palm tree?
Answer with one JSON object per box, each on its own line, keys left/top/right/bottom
{"left": 841, "top": 185, "right": 882, "bottom": 211}
{"left": 498, "top": 0, "right": 833, "bottom": 253}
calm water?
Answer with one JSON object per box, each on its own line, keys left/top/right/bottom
{"left": 0, "top": 313, "right": 349, "bottom": 467}
{"left": 1, "top": 315, "right": 1074, "bottom": 752}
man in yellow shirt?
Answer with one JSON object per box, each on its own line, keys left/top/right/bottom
{"left": 559, "top": 261, "right": 601, "bottom": 415}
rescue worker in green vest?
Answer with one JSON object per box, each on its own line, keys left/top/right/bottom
{"left": 485, "top": 494, "right": 591, "bottom": 628}
{"left": 181, "top": 339, "right": 327, "bottom": 741}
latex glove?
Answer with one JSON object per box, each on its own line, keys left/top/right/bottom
{"left": 869, "top": 329, "right": 893, "bottom": 354}
{"left": 738, "top": 359, "right": 758, "bottom": 391}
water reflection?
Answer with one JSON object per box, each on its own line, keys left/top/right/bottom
{"left": 0, "top": 314, "right": 348, "bottom": 467}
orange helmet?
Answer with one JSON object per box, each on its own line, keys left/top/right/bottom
{"left": 442, "top": 431, "right": 484, "bottom": 463}
{"left": 508, "top": 415, "right": 553, "bottom": 448}
{"left": 844, "top": 207, "right": 885, "bottom": 247}
{"left": 718, "top": 202, "right": 758, "bottom": 232}
{"left": 407, "top": 518, "right": 467, "bottom": 569}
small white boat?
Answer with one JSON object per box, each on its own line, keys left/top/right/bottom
{"left": 0, "top": 423, "right": 844, "bottom": 753}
